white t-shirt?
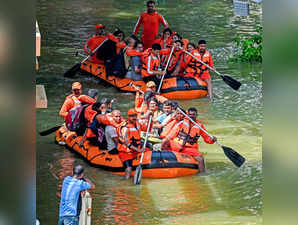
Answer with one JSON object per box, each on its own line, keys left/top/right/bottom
{"left": 105, "top": 125, "right": 118, "bottom": 150}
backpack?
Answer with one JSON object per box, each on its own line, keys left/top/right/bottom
{"left": 65, "top": 104, "right": 88, "bottom": 136}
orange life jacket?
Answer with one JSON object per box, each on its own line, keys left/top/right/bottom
{"left": 154, "top": 37, "right": 172, "bottom": 49}
{"left": 117, "top": 122, "right": 142, "bottom": 153}
{"left": 163, "top": 49, "right": 184, "bottom": 72}
{"left": 160, "top": 119, "right": 178, "bottom": 138}
{"left": 184, "top": 50, "right": 212, "bottom": 78}
{"left": 182, "top": 39, "right": 189, "bottom": 50}
{"left": 141, "top": 53, "right": 161, "bottom": 78}
{"left": 59, "top": 94, "right": 82, "bottom": 118}
{"left": 84, "top": 105, "right": 97, "bottom": 125}
{"left": 172, "top": 120, "right": 201, "bottom": 148}
{"left": 83, "top": 35, "right": 107, "bottom": 64}
{"left": 170, "top": 119, "right": 214, "bottom": 148}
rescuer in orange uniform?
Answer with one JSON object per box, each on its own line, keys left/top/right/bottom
{"left": 83, "top": 24, "right": 108, "bottom": 64}
{"left": 161, "top": 107, "right": 217, "bottom": 172}
{"left": 182, "top": 40, "right": 215, "bottom": 100}
{"left": 59, "top": 82, "right": 96, "bottom": 119}
{"left": 117, "top": 108, "right": 146, "bottom": 179}
{"left": 135, "top": 81, "right": 167, "bottom": 113}
{"left": 141, "top": 43, "right": 165, "bottom": 84}
{"left": 133, "top": 0, "right": 169, "bottom": 50}
{"left": 84, "top": 24, "right": 126, "bottom": 64}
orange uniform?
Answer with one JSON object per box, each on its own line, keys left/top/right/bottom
{"left": 83, "top": 35, "right": 107, "bottom": 64}
{"left": 182, "top": 39, "right": 189, "bottom": 50}
{"left": 85, "top": 113, "right": 114, "bottom": 139}
{"left": 167, "top": 119, "right": 215, "bottom": 156}
{"left": 162, "top": 48, "right": 184, "bottom": 72}
{"left": 84, "top": 33, "right": 125, "bottom": 63}
{"left": 133, "top": 11, "right": 168, "bottom": 49}
{"left": 160, "top": 118, "right": 177, "bottom": 138}
{"left": 106, "top": 33, "right": 126, "bottom": 55}
{"left": 84, "top": 104, "right": 97, "bottom": 126}
{"left": 135, "top": 92, "right": 167, "bottom": 113}
{"left": 59, "top": 95, "right": 81, "bottom": 119}
{"left": 59, "top": 95, "right": 96, "bottom": 119}
{"left": 182, "top": 49, "right": 213, "bottom": 80}
{"left": 154, "top": 36, "right": 172, "bottom": 49}
{"left": 117, "top": 121, "right": 143, "bottom": 162}
{"left": 141, "top": 52, "right": 161, "bottom": 78}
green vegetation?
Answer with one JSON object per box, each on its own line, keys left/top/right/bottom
{"left": 229, "top": 22, "right": 263, "bottom": 63}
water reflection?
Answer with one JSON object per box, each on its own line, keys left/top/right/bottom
{"left": 49, "top": 150, "right": 75, "bottom": 197}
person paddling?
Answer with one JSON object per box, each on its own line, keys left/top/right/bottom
{"left": 161, "top": 107, "right": 217, "bottom": 172}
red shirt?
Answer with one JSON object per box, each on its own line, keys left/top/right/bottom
{"left": 133, "top": 11, "right": 168, "bottom": 41}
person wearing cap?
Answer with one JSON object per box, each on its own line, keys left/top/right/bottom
{"left": 59, "top": 82, "right": 82, "bottom": 119}
{"left": 117, "top": 108, "right": 147, "bottom": 179}
{"left": 133, "top": 0, "right": 169, "bottom": 50}
{"left": 58, "top": 164, "right": 95, "bottom": 225}
{"left": 135, "top": 81, "right": 167, "bottom": 113}
{"left": 59, "top": 82, "right": 96, "bottom": 119}
{"left": 83, "top": 24, "right": 107, "bottom": 64}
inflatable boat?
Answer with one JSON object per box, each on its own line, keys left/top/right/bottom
{"left": 55, "top": 125, "right": 201, "bottom": 178}
{"left": 80, "top": 60, "right": 208, "bottom": 100}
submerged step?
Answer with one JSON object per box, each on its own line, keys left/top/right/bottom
{"left": 36, "top": 85, "right": 47, "bottom": 108}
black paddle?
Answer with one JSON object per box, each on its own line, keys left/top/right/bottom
{"left": 64, "top": 38, "right": 108, "bottom": 78}
{"left": 39, "top": 125, "right": 61, "bottom": 136}
{"left": 180, "top": 47, "right": 242, "bottom": 91}
{"left": 177, "top": 107, "right": 245, "bottom": 167}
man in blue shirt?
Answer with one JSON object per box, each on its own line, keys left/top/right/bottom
{"left": 58, "top": 165, "right": 95, "bottom": 225}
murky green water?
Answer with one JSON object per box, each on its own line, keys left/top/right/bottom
{"left": 36, "top": 0, "right": 262, "bottom": 224}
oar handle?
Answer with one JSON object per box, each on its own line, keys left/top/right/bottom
{"left": 157, "top": 46, "right": 175, "bottom": 94}
{"left": 177, "top": 107, "right": 218, "bottom": 143}
{"left": 180, "top": 47, "right": 221, "bottom": 77}
{"left": 129, "top": 82, "right": 144, "bottom": 94}
{"left": 139, "top": 115, "right": 153, "bottom": 164}
{"left": 81, "top": 38, "right": 108, "bottom": 64}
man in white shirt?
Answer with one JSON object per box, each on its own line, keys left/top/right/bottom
{"left": 105, "top": 110, "right": 122, "bottom": 154}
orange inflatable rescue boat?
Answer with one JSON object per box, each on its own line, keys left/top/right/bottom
{"left": 80, "top": 61, "right": 208, "bottom": 100}
{"left": 55, "top": 126, "right": 201, "bottom": 178}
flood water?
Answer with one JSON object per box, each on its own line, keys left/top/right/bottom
{"left": 36, "top": 0, "right": 262, "bottom": 224}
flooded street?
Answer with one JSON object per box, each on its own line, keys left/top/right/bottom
{"left": 36, "top": 0, "right": 262, "bottom": 224}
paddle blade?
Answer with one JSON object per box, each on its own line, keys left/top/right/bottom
{"left": 222, "top": 74, "right": 241, "bottom": 91}
{"left": 133, "top": 165, "right": 142, "bottom": 185}
{"left": 64, "top": 63, "right": 81, "bottom": 77}
{"left": 222, "top": 145, "right": 245, "bottom": 167}
{"left": 39, "top": 126, "right": 61, "bottom": 136}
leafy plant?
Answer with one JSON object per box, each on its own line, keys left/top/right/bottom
{"left": 229, "top": 22, "right": 263, "bottom": 63}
